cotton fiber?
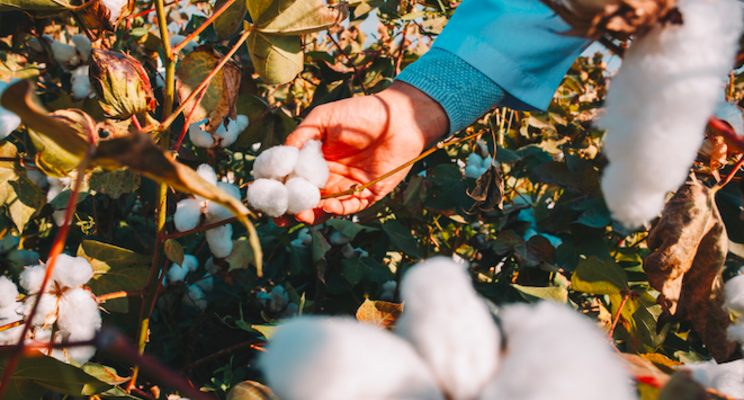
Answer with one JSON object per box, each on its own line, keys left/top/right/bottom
{"left": 260, "top": 318, "right": 445, "bottom": 400}
{"left": 205, "top": 182, "right": 240, "bottom": 223}
{"left": 174, "top": 198, "right": 202, "bottom": 232}
{"left": 20, "top": 293, "right": 58, "bottom": 326}
{"left": 396, "top": 257, "right": 500, "bottom": 400}
{"left": 70, "top": 34, "right": 91, "bottom": 61}
{"left": 26, "top": 170, "right": 47, "bottom": 189}
{"left": 724, "top": 275, "right": 744, "bottom": 313}
{"left": 196, "top": 164, "right": 218, "bottom": 186}
{"left": 291, "top": 140, "right": 329, "bottom": 188}
{"left": 0, "top": 81, "right": 21, "bottom": 140}
{"left": 0, "top": 276, "right": 18, "bottom": 307}
{"left": 253, "top": 145, "right": 300, "bottom": 180}
{"left": 597, "top": 0, "right": 743, "bottom": 228}
{"left": 247, "top": 179, "right": 289, "bottom": 217}
{"left": 71, "top": 66, "right": 93, "bottom": 100}
{"left": 206, "top": 224, "right": 233, "bottom": 258}
{"left": 100, "top": 0, "right": 128, "bottom": 21}
{"left": 56, "top": 287, "right": 101, "bottom": 340}
{"left": 478, "top": 302, "right": 635, "bottom": 400}
{"left": 188, "top": 119, "right": 214, "bottom": 148}
{"left": 51, "top": 40, "right": 80, "bottom": 67}
{"left": 214, "top": 115, "right": 248, "bottom": 148}
{"left": 257, "top": 285, "right": 290, "bottom": 313}
{"left": 20, "top": 264, "right": 47, "bottom": 294}
{"left": 285, "top": 177, "right": 321, "bottom": 215}
{"left": 51, "top": 254, "right": 93, "bottom": 289}
{"left": 182, "top": 284, "right": 207, "bottom": 311}
{"left": 196, "top": 274, "right": 213, "bottom": 292}
{"left": 686, "top": 359, "right": 744, "bottom": 399}
{"left": 167, "top": 263, "right": 188, "bottom": 285}
{"left": 464, "top": 153, "right": 491, "bottom": 179}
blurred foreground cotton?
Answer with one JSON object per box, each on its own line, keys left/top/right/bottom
{"left": 259, "top": 257, "right": 634, "bottom": 400}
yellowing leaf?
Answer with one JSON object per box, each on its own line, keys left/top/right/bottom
{"left": 255, "top": 1, "right": 348, "bottom": 35}
{"left": 225, "top": 239, "right": 256, "bottom": 272}
{"left": 6, "top": 175, "right": 45, "bottom": 233}
{"left": 0, "top": 0, "right": 71, "bottom": 11}
{"left": 246, "top": 32, "right": 303, "bottom": 85}
{"left": 571, "top": 255, "right": 628, "bottom": 295}
{"left": 164, "top": 239, "right": 185, "bottom": 266}
{"left": 214, "top": 0, "right": 248, "bottom": 40}
{"left": 356, "top": 299, "right": 403, "bottom": 329}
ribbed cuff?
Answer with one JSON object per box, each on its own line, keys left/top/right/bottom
{"left": 395, "top": 48, "right": 505, "bottom": 135}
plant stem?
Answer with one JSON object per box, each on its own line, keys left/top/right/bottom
{"left": 170, "top": 0, "right": 239, "bottom": 55}
{"left": 96, "top": 290, "right": 147, "bottom": 303}
{"left": 164, "top": 216, "right": 237, "bottom": 240}
{"left": 608, "top": 290, "right": 631, "bottom": 339}
{"left": 0, "top": 320, "right": 23, "bottom": 333}
{"left": 172, "top": 87, "right": 206, "bottom": 151}
{"left": 710, "top": 116, "right": 744, "bottom": 154}
{"left": 715, "top": 156, "right": 744, "bottom": 192}
{"left": 329, "top": 34, "right": 368, "bottom": 96}
{"left": 179, "top": 339, "right": 265, "bottom": 372}
{"left": 321, "top": 131, "right": 482, "bottom": 199}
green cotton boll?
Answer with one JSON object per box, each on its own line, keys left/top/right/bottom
{"left": 89, "top": 49, "right": 156, "bottom": 119}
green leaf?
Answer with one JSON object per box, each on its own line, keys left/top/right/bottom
{"left": 233, "top": 93, "right": 271, "bottom": 149}
{"left": 0, "top": 354, "right": 111, "bottom": 396}
{"left": 164, "top": 239, "right": 185, "bottom": 266}
{"left": 382, "top": 220, "right": 420, "bottom": 258}
{"left": 341, "top": 257, "right": 389, "bottom": 286}
{"left": 571, "top": 255, "right": 628, "bottom": 295}
{"left": 325, "top": 219, "right": 378, "bottom": 240}
{"left": 250, "top": 0, "right": 348, "bottom": 35}
{"left": 512, "top": 284, "right": 568, "bottom": 304}
{"left": 214, "top": 0, "right": 248, "bottom": 40}
{"left": 77, "top": 240, "right": 151, "bottom": 313}
{"left": 0, "top": 0, "right": 71, "bottom": 12}
{"left": 246, "top": 32, "right": 303, "bottom": 85}
{"left": 312, "top": 230, "right": 331, "bottom": 265}
{"left": 225, "top": 239, "right": 256, "bottom": 272}
{"left": 88, "top": 167, "right": 141, "bottom": 199}
{"left": 6, "top": 175, "right": 45, "bottom": 233}
{"left": 81, "top": 364, "right": 130, "bottom": 386}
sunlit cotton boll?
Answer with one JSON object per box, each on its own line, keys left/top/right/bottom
{"left": 205, "top": 182, "right": 241, "bottom": 223}
{"left": 396, "top": 257, "right": 500, "bottom": 400}
{"left": 285, "top": 177, "right": 321, "bottom": 215}
{"left": 724, "top": 275, "right": 744, "bottom": 314}
{"left": 727, "top": 322, "right": 744, "bottom": 346}
{"left": 214, "top": 115, "right": 248, "bottom": 148}
{"left": 51, "top": 254, "right": 92, "bottom": 289}
{"left": 167, "top": 263, "right": 188, "bottom": 285}
{"left": 291, "top": 140, "right": 329, "bottom": 188}
{"left": 188, "top": 119, "right": 214, "bottom": 148}
{"left": 259, "top": 318, "right": 445, "bottom": 400}
{"left": 19, "top": 264, "right": 47, "bottom": 294}
{"left": 57, "top": 287, "right": 101, "bottom": 364}
{"left": 0, "top": 276, "right": 18, "bottom": 308}
{"left": 478, "top": 302, "right": 635, "bottom": 400}
{"left": 101, "top": 0, "right": 128, "bottom": 21}
{"left": 174, "top": 198, "right": 202, "bottom": 232}
{"left": 20, "top": 293, "right": 58, "bottom": 326}
{"left": 206, "top": 224, "right": 233, "bottom": 258}
{"left": 196, "top": 163, "right": 217, "bottom": 186}
{"left": 253, "top": 145, "right": 300, "bottom": 180}
{"left": 597, "top": 0, "right": 743, "bottom": 228}
{"left": 183, "top": 284, "right": 207, "bottom": 311}
{"left": 686, "top": 359, "right": 744, "bottom": 399}
{"left": 0, "top": 81, "right": 22, "bottom": 140}
{"left": 246, "top": 178, "right": 289, "bottom": 217}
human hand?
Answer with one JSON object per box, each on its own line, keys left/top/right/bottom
{"left": 280, "top": 81, "right": 449, "bottom": 225}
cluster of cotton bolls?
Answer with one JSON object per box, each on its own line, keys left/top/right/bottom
{"left": 683, "top": 274, "right": 744, "bottom": 398}
{"left": 29, "top": 34, "right": 94, "bottom": 99}
{"left": 0, "top": 81, "right": 21, "bottom": 140}
{"left": 164, "top": 255, "right": 218, "bottom": 312}
{"left": 513, "top": 195, "right": 562, "bottom": 249}
{"left": 256, "top": 285, "right": 298, "bottom": 318}
{"left": 464, "top": 153, "right": 493, "bottom": 179}
{"left": 597, "top": 0, "right": 743, "bottom": 228}
{"left": 259, "top": 257, "right": 635, "bottom": 400}
{"left": 173, "top": 164, "right": 240, "bottom": 258}
{"left": 247, "top": 141, "right": 329, "bottom": 218}
{"left": 46, "top": 176, "right": 72, "bottom": 227}
{"left": 11, "top": 254, "right": 102, "bottom": 365}
{"left": 188, "top": 116, "right": 249, "bottom": 149}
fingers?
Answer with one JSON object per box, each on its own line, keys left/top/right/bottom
{"left": 295, "top": 208, "right": 332, "bottom": 225}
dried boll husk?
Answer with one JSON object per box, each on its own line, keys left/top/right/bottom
{"left": 542, "top": 0, "right": 680, "bottom": 39}
{"left": 79, "top": 0, "right": 134, "bottom": 31}
{"left": 89, "top": 49, "right": 157, "bottom": 119}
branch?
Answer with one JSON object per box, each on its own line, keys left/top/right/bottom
{"left": 170, "top": 0, "right": 239, "bottom": 55}
{"left": 329, "top": 34, "right": 368, "bottom": 96}
{"left": 164, "top": 216, "right": 237, "bottom": 240}
{"left": 608, "top": 290, "right": 631, "bottom": 339}
{"left": 96, "top": 290, "right": 147, "bottom": 303}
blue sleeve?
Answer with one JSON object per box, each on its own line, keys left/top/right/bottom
{"left": 396, "top": 0, "right": 592, "bottom": 131}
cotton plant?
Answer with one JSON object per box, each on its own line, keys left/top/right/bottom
{"left": 14, "top": 254, "right": 102, "bottom": 365}
{"left": 257, "top": 285, "right": 298, "bottom": 318}
{"left": 0, "top": 81, "right": 22, "bottom": 140}
{"left": 188, "top": 116, "right": 249, "bottom": 149}
{"left": 173, "top": 164, "right": 241, "bottom": 258}
{"left": 290, "top": 227, "right": 313, "bottom": 247}
{"left": 70, "top": 66, "right": 94, "bottom": 100}
{"left": 682, "top": 274, "right": 744, "bottom": 398}
{"left": 341, "top": 243, "right": 368, "bottom": 259}
{"left": 513, "top": 195, "right": 562, "bottom": 248}
{"left": 247, "top": 141, "right": 329, "bottom": 217}
{"left": 259, "top": 257, "right": 635, "bottom": 400}
{"left": 164, "top": 255, "right": 215, "bottom": 312}
{"left": 464, "top": 153, "right": 493, "bottom": 179}
{"left": 33, "top": 34, "right": 92, "bottom": 70}
{"left": 597, "top": 0, "right": 743, "bottom": 228}
{"left": 0, "top": 276, "right": 23, "bottom": 345}
{"left": 379, "top": 280, "right": 397, "bottom": 302}
{"left": 46, "top": 177, "right": 73, "bottom": 227}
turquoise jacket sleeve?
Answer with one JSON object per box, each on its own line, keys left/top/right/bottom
{"left": 396, "top": 0, "right": 591, "bottom": 133}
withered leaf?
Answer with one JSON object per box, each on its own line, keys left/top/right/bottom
{"left": 164, "top": 239, "right": 185, "bottom": 267}
{"left": 643, "top": 177, "right": 736, "bottom": 362}
{"left": 227, "top": 380, "right": 279, "bottom": 400}
{"left": 466, "top": 165, "right": 504, "bottom": 214}
{"left": 356, "top": 299, "right": 403, "bottom": 330}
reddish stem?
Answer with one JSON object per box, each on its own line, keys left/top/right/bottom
{"left": 170, "top": 0, "right": 239, "bottom": 55}
{"left": 164, "top": 216, "right": 237, "bottom": 240}
{"left": 608, "top": 290, "right": 631, "bottom": 339}
{"left": 180, "top": 339, "right": 265, "bottom": 372}
{"left": 716, "top": 155, "right": 744, "bottom": 191}
{"left": 710, "top": 116, "right": 744, "bottom": 154}
{"left": 172, "top": 88, "right": 206, "bottom": 151}
{"left": 96, "top": 289, "right": 147, "bottom": 303}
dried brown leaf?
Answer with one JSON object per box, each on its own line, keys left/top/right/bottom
{"left": 356, "top": 299, "right": 403, "bottom": 330}
{"left": 466, "top": 165, "right": 504, "bottom": 214}
{"left": 643, "top": 177, "right": 737, "bottom": 362}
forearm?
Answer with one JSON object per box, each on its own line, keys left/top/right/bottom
{"left": 375, "top": 80, "right": 449, "bottom": 147}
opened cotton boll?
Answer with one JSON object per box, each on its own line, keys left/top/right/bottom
{"left": 685, "top": 360, "right": 744, "bottom": 399}
{"left": 195, "top": 274, "right": 213, "bottom": 293}
{"left": 257, "top": 285, "right": 290, "bottom": 314}
{"left": 51, "top": 254, "right": 93, "bottom": 289}
{"left": 189, "top": 119, "right": 215, "bottom": 148}
{"left": 100, "top": 0, "right": 129, "bottom": 22}
{"left": 725, "top": 275, "right": 744, "bottom": 314}
{"left": 214, "top": 115, "right": 249, "bottom": 148}
{"left": 183, "top": 285, "right": 207, "bottom": 311}
{"left": 19, "top": 264, "right": 47, "bottom": 294}
{"left": 70, "top": 34, "right": 91, "bottom": 62}
{"left": 51, "top": 40, "right": 81, "bottom": 68}
{"left": 195, "top": 164, "right": 218, "bottom": 203}
{"left": 205, "top": 182, "right": 241, "bottom": 223}
{"left": 206, "top": 224, "right": 233, "bottom": 258}
{"left": 290, "top": 140, "right": 329, "bottom": 189}
{"left": 0, "top": 81, "right": 22, "bottom": 140}
{"left": 379, "top": 280, "right": 396, "bottom": 302}
{"left": 247, "top": 179, "right": 289, "bottom": 217}
{"left": 20, "top": 293, "right": 58, "bottom": 326}
{"left": 285, "top": 177, "right": 321, "bottom": 215}
{"left": 167, "top": 263, "right": 188, "bottom": 285}
{"left": 253, "top": 146, "right": 300, "bottom": 180}
{"left": 174, "top": 198, "right": 202, "bottom": 232}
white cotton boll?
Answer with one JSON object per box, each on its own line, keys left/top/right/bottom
{"left": 51, "top": 40, "right": 80, "bottom": 67}
{"left": 0, "top": 276, "right": 18, "bottom": 307}
{"left": 0, "top": 306, "right": 23, "bottom": 345}
{"left": 182, "top": 285, "right": 207, "bottom": 311}
{"left": 20, "top": 293, "right": 58, "bottom": 326}
{"left": 70, "top": 34, "right": 91, "bottom": 62}
{"left": 206, "top": 224, "right": 233, "bottom": 258}
{"left": 482, "top": 157, "right": 493, "bottom": 169}
{"left": 727, "top": 322, "right": 744, "bottom": 346}
{"left": 479, "top": 302, "right": 635, "bottom": 400}
{"left": 188, "top": 119, "right": 214, "bottom": 148}
{"left": 725, "top": 275, "right": 744, "bottom": 313}
{"left": 71, "top": 66, "right": 93, "bottom": 100}
{"left": 396, "top": 257, "right": 499, "bottom": 400}
{"left": 181, "top": 254, "right": 199, "bottom": 272}
{"left": 215, "top": 115, "right": 248, "bottom": 148}
{"left": 246, "top": 178, "right": 289, "bottom": 217}
{"left": 46, "top": 177, "right": 71, "bottom": 202}
{"left": 51, "top": 254, "right": 92, "bottom": 289}
{"left": 329, "top": 231, "right": 352, "bottom": 246}
{"left": 686, "top": 359, "right": 744, "bottom": 399}
{"left": 57, "top": 287, "right": 101, "bottom": 339}
{"left": 196, "top": 274, "right": 213, "bottom": 292}
{"left": 170, "top": 34, "right": 198, "bottom": 53}
{"left": 205, "top": 182, "right": 241, "bottom": 223}
{"left": 196, "top": 164, "right": 218, "bottom": 186}
{"left": 253, "top": 145, "right": 300, "bottom": 180}
{"left": 380, "top": 280, "right": 396, "bottom": 302}
{"left": 26, "top": 170, "right": 47, "bottom": 189}
{"left": 285, "top": 177, "right": 321, "bottom": 215}
{"left": 167, "top": 264, "right": 188, "bottom": 285}
{"left": 260, "top": 317, "right": 445, "bottom": 400}
{"left": 715, "top": 100, "right": 744, "bottom": 136}
{"left": 20, "top": 264, "right": 46, "bottom": 294}
{"left": 100, "top": 0, "right": 127, "bottom": 21}
{"left": 464, "top": 165, "right": 481, "bottom": 179}
{"left": 205, "top": 257, "right": 220, "bottom": 275}
{"left": 597, "top": 0, "right": 743, "bottom": 228}
{"left": 52, "top": 210, "right": 68, "bottom": 227}
{"left": 0, "top": 82, "right": 21, "bottom": 140}
{"left": 174, "top": 198, "right": 202, "bottom": 232}
{"left": 291, "top": 140, "right": 329, "bottom": 188}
